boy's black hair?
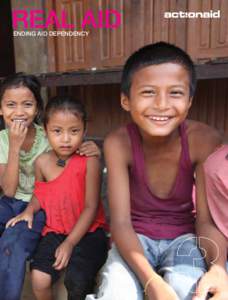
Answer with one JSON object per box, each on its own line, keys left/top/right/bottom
{"left": 44, "top": 96, "right": 87, "bottom": 129}
{"left": 0, "top": 72, "right": 44, "bottom": 124}
{"left": 121, "top": 41, "right": 196, "bottom": 97}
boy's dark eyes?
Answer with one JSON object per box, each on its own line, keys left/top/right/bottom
{"left": 6, "top": 103, "right": 15, "bottom": 107}
{"left": 141, "top": 90, "right": 155, "bottom": 95}
{"left": 170, "top": 91, "right": 184, "bottom": 96}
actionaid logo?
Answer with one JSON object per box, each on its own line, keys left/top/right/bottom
{"left": 12, "top": 9, "right": 121, "bottom": 29}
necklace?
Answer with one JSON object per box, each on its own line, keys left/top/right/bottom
{"left": 56, "top": 158, "right": 66, "bottom": 167}
{"left": 55, "top": 153, "right": 67, "bottom": 167}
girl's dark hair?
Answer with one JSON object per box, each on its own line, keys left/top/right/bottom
{"left": 0, "top": 72, "right": 44, "bottom": 123}
{"left": 44, "top": 96, "right": 87, "bottom": 129}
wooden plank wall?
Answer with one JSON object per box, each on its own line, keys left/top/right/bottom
{"left": 58, "top": 78, "right": 228, "bottom": 139}
{"left": 189, "top": 78, "right": 228, "bottom": 138}
{"left": 46, "top": 0, "right": 228, "bottom": 72}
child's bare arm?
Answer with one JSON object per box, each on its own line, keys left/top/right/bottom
{"left": 194, "top": 164, "right": 228, "bottom": 300}
{"left": 193, "top": 123, "right": 223, "bottom": 260}
{"left": 5, "top": 157, "right": 44, "bottom": 229}
{"left": 0, "top": 122, "right": 28, "bottom": 197}
{"left": 195, "top": 165, "right": 227, "bottom": 268}
{"left": 193, "top": 124, "right": 228, "bottom": 299}
{"left": 0, "top": 153, "right": 20, "bottom": 197}
{"left": 6, "top": 195, "right": 40, "bottom": 229}
{"left": 53, "top": 156, "right": 101, "bottom": 270}
{"left": 194, "top": 124, "right": 225, "bottom": 265}
{"left": 104, "top": 130, "right": 179, "bottom": 300}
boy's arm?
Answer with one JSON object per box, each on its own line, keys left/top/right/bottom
{"left": 192, "top": 123, "right": 223, "bottom": 261}
{"left": 195, "top": 165, "right": 228, "bottom": 268}
{"left": 194, "top": 164, "right": 228, "bottom": 300}
{"left": 193, "top": 124, "right": 228, "bottom": 299}
{"left": 104, "top": 131, "right": 179, "bottom": 300}
{"left": 193, "top": 123, "right": 224, "bottom": 264}
{"left": 53, "top": 156, "right": 101, "bottom": 270}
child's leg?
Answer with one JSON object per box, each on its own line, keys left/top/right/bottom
{"left": 65, "top": 228, "right": 108, "bottom": 300}
{"left": 0, "top": 197, "right": 45, "bottom": 300}
{"left": 31, "top": 233, "right": 64, "bottom": 300}
{"left": 31, "top": 270, "right": 52, "bottom": 300}
{"left": 158, "top": 233, "right": 206, "bottom": 300}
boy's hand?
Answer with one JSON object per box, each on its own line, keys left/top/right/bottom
{"left": 193, "top": 268, "right": 228, "bottom": 300}
{"left": 146, "top": 276, "right": 180, "bottom": 300}
{"left": 9, "top": 120, "right": 28, "bottom": 151}
{"left": 6, "top": 210, "right": 34, "bottom": 229}
{"left": 77, "top": 141, "right": 101, "bottom": 157}
{"left": 53, "top": 239, "right": 74, "bottom": 270}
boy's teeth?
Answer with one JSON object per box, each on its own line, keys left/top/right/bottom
{"left": 150, "top": 116, "right": 169, "bottom": 121}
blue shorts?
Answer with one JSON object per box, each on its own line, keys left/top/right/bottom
{"left": 86, "top": 233, "right": 206, "bottom": 300}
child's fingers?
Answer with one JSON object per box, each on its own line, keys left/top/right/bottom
{"left": 54, "top": 247, "right": 60, "bottom": 258}
{"left": 79, "top": 149, "right": 94, "bottom": 156}
{"left": 27, "top": 218, "right": 33, "bottom": 229}
{"left": 54, "top": 255, "right": 68, "bottom": 270}
{"left": 5, "top": 218, "right": 15, "bottom": 228}
{"left": 80, "top": 141, "right": 92, "bottom": 147}
{"left": 5, "top": 217, "right": 20, "bottom": 228}
{"left": 79, "top": 141, "right": 101, "bottom": 157}
{"left": 14, "top": 121, "right": 22, "bottom": 133}
{"left": 79, "top": 148, "right": 100, "bottom": 157}
{"left": 18, "top": 122, "right": 27, "bottom": 135}
{"left": 62, "top": 257, "right": 70, "bottom": 268}
{"left": 194, "top": 279, "right": 210, "bottom": 300}
{"left": 53, "top": 255, "right": 63, "bottom": 269}
{"left": 53, "top": 248, "right": 62, "bottom": 267}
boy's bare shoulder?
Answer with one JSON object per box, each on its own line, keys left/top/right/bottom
{"left": 104, "top": 126, "right": 132, "bottom": 163}
{"left": 186, "top": 119, "right": 222, "bottom": 163}
{"left": 186, "top": 119, "right": 222, "bottom": 141}
{"left": 105, "top": 126, "right": 130, "bottom": 148}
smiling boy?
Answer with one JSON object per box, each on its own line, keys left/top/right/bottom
{"left": 86, "top": 42, "right": 222, "bottom": 300}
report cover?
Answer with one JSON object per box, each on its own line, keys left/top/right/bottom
{"left": 0, "top": 1, "right": 228, "bottom": 300}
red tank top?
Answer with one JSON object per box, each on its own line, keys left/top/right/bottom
{"left": 127, "top": 122, "right": 195, "bottom": 239}
{"left": 34, "top": 155, "right": 106, "bottom": 236}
